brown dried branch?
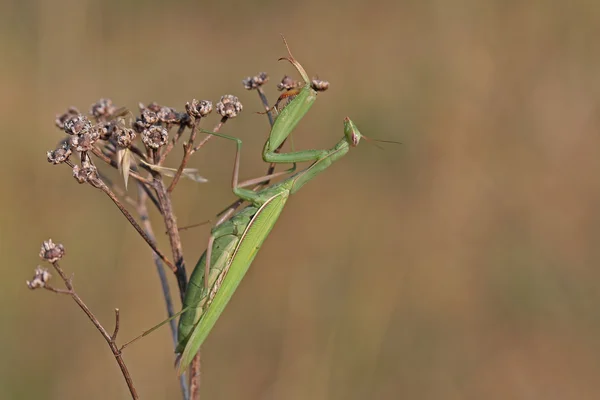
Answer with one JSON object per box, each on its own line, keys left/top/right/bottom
{"left": 29, "top": 241, "right": 138, "bottom": 399}
{"left": 190, "top": 354, "right": 201, "bottom": 400}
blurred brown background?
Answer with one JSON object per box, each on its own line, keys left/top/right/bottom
{"left": 2, "top": 0, "right": 600, "bottom": 399}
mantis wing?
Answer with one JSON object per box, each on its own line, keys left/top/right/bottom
{"left": 178, "top": 191, "right": 289, "bottom": 374}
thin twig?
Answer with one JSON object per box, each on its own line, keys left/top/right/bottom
{"left": 98, "top": 169, "right": 162, "bottom": 218}
{"left": 152, "top": 177, "right": 188, "bottom": 300}
{"left": 160, "top": 123, "right": 188, "bottom": 163}
{"left": 168, "top": 117, "right": 200, "bottom": 193}
{"left": 45, "top": 261, "right": 139, "bottom": 399}
{"left": 191, "top": 117, "right": 227, "bottom": 154}
{"left": 256, "top": 86, "right": 274, "bottom": 126}
{"left": 111, "top": 309, "right": 120, "bottom": 341}
{"left": 91, "top": 177, "right": 178, "bottom": 274}
{"left": 190, "top": 354, "right": 201, "bottom": 400}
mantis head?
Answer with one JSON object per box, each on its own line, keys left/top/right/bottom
{"left": 344, "top": 117, "right": 402, "bottom": 149}
{"left": 344, "top": 117, "right": 362, "bottom": 147}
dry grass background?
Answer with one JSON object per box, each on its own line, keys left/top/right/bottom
{"left": 2, "top": 0, "right": 600, "bottom": 398}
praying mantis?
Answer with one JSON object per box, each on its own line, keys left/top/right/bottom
{"left": 173, "top": 38, "right": 380, "bottom": 374}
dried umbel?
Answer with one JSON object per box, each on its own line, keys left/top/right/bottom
{"left": 39, "top": 239, "right": 65, "bottom": 263}
{"left": 47, "top": 141, "right": 72, "bottom": 165}
{"left": 157, "top": 107, "right": 180, "bottom": 124}
{"left": 142, "top": 125, "right": 169, "bottom": 149}
{"left": 185, "top": 99, "right": 213, "bottom": 118}
{"left": 90, "top": 98, "right": 117, "bottom": 120}
{"left": 216, "top": 95, "right": 243, "bottom": 119}
{"left": 55, "top": 107, "right": 80, "bottom": 130}
{"left": 113, "top": 126, "right": 136, "bottom": 148}
{"left": 311, "top": 78, "right": 330, "bottom": 92}
{"left": 72, "top": 157, "right": 101, "bottom": 186}
{"left": 26, "top": 266, "right": 51, "bottom": 289}
{"left": 277, "top": 75, "right": 299, "bottom": 91}
{"left": 69, "top": 124, "right": 104, "bottom": 152}
{"left": 64, "top": 114, "right": 92, "bottom": 136}
{"left": 242, "top": 72, "right": 269, "bottom": 90}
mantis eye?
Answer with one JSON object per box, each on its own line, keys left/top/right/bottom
{"left": 343, "top": 117, "right": 361, "bottom": 147}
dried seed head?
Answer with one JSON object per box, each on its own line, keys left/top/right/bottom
{"left": 311, "top": 78, "right": 329, "bottom": 92}
{"left": 72, "top": 157, "right": 100, "bottom": 185}
{"left": 39, "top": 239, "right": 65, "bottom": 263}
{"left": 277, "top": 75, "right": 298, "bottom": 91}
{"left": 157, "top": 106, "right": 179, "bottom": 124}
{"left": 142, "top": 109, "right": 159, "bottom": 125}
{"left": 69, "top": 124, "right": 103, "bottom": 152}
{"left": 133, "top": 109, "right": 158, "bottom": 133}
{"left": 242, "top": 72, "right": 269, "bottom": 90}
{"left": 132, "top": 118, "right": 146, "bottom": 134}
{"left": 216, "top": 95, "right": 243, "bottom": 119}
{"left": 55, "top": 107, "right": 80, "bottom": 130}
{"left": 26, "top": 266, "right": 51, "bottom": 289}
{"left": 143, "top": 102, "right": 162, "bottom": 113}
{"left": 90, "top": 98, "right": 117, "bottom": 120}
{"left": 142, "top": 125, "right": 168, "bottom": 149}
{"left": 113, "top": 126, "right": 136, "bottom": 148}
{"left": 101, "top": 120, "right": 119, "bottom": 140}
{"left": 186, "top": 99, "right": 213, "bottom": 118}
{"left": 47, "top": 142, "right": 72, "bottom": 165}
{"left": 63, "top": 114, "right": 92, "bottom": 136}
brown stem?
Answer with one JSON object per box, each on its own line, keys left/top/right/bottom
{"left": 152, "top": 178, "right": 187, "bottom": 299}
{"left": 92, "top": 178, "right": 178, "bottom": 274}
{"left": 168, "top": 117, "right": 200, "bottom": 193}
{"left": 136, "top": 185, "right": 190, "bottom": 400}
{"left": 190, "top": 354, "right": 201, "bottom": 400}
{"left": 111, "top": 309, "right": 120, "bottom": 341}
{"left": 160, "top": 123, "right": 188, "bottom": 163}
{"left": 46, "top": 261, "right": 139, "bottom": 399}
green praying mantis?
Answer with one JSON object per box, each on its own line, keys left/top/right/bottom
{"left": 130, "top": 37, "right": 392, "bottom": 375}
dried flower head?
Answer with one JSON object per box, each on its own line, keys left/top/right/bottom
{"left": 242, "top": 72, "right": 269, "bottom": 90}
{"left": 73, "top": 157, "right": 100, "bottom": 185}
{"left": 55, "top": 107, "right": 80, "bottom": 130}
{"left": 47, "top": 141, "right": 72, "bottom": 165}
{"left": 26, "top": 266, "right": 51, "bottom": 289}
{"left": 157, "top": 107, "right": 179, "bottom": 124}
{"left": 311, "top": 78, "right": 330, "bottom": 92}
{"left": 216, "top": 95, "right": 243, "bottom": 119}
{"left": 113, "top": 126, "right": 136, "bottom": 148}
{"left": 90, "top": 98, "right": 117, "bottom": 120}
{"left": 186, "top": 99, "right": 213, "bottom": 118}
{"left": 100, "top": 120, "right": 119, "bottom": 140}
{"left": 39, "top": 239, "right": 65, "bottom": 263}
{"left": 132, "top": 118, "right": 147, "bottom": 134}
{"left": 133, "top": 109, "right": 158, "bottom": 133}
{"left": 142, "top": 102, "right": 162, "bottom": 113}
{"left": 142, "top": 125, "right": 168, "bottom": 149}
{"left": 69, "top": 124, "right": 103, "bottom": 152}
{"left": 63, "top": 114, "right": 92, "bottom": 136}
{"left": 277, "top": 75, "right": 299, "bottom": 91}
{"left": 141, "top": 109, "right": 159, "bottom": 125}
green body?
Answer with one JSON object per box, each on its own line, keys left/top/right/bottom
{"left": 175, "top": 37, "right": 365, "bottom": 374}
{"left": 176, "top": 125, "right": 358, "bottom": 373}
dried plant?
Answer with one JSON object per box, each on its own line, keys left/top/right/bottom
{"left": 27, "top": 67, "right": 314, "bottom": 399}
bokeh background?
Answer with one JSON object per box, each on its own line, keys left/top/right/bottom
{"left": 2, "top": 0, "right": 600, "bottom": 399}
